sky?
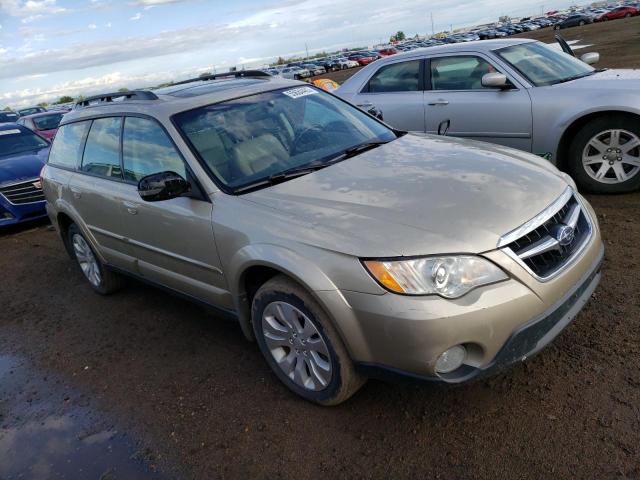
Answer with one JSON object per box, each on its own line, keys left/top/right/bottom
{"left": 0, "top": 0, "right": 579, "bottom": 109}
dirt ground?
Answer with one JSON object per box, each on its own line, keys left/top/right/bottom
{"left": 1, "top": 193, "right": 639, "bottom": 480}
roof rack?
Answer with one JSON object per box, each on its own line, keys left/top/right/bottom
{"left": 75, "top": 90, "right": 158, "bottom": 108}
{"left": 171, "top": 70, "right": 271, "bottom": 86}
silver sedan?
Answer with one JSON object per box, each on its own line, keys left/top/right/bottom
{"left": 336, "top": 39, "right": 640, "bottom": 193}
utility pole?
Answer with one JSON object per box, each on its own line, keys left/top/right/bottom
{"left": 305, "top": 43, "right": 309, "bottom": 60}
{"left": 431, "top": 12, "right": 434, "bottom": 36}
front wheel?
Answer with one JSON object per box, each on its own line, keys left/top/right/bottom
{"left": 68, "top": 224, "right": 124, "bottom": 294}
{"left": 568, "top": 115, "right": 640, "bottom": 193}
{"left": 252, "top": 275, "right": 365, "bottom": 405}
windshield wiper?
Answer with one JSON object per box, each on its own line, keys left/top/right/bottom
{"left": 232, "top": 139, "right": 391, "bottom": 194}
{"left": 553, "top": 71, "right": 596, "bottom": 85}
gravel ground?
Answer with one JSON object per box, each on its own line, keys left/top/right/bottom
{"left": 0, "top": 191, "right": 639, "bottom": 479}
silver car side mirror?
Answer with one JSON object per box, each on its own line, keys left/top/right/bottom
{"left": 580, "top": 52, "right": 600, "bottom": 65}
{"left": 481, "top": 72, "right": 509, "bottom": 88}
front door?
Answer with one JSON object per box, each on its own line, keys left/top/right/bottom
{"left": 423, "top": 54, "right": 533, "bottom": 151}
{"left": 116, "top": 116, "right": 229, "bottom": 308}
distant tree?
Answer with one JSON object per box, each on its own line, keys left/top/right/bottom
{"left": 37, "top": 102, "right": 48, "bottom": 108}
{"left": 117, "top": 87, "right": 130, "bottom": 92}
{"left": 76, "top": 95, "right": 86, "bottom": 102}
{"left": 395, "top": 31, "right": 406, "bottom": 41}
{"left": 56, "top": 95, "right": 74, "bottom": 104}
{"left": 276, "top": 56, "right": 286, "bottom": 65}
{"left": 2, "top": 106, "right": 12, "bottom": 111}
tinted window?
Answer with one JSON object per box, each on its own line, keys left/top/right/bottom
{"left": 81, "top": 117, "right": 122, "bottom": 179}
{"left": 431, "top": 56, "right": 498, "bottom": 90}
{"left": 122, "top": 117, "right": 186, "bottom": 182}
{"left": 33, "top": 113, "right": 64, "bottom": 131}
{"left": 0, "top": 112, "right": 19, "bottom": 122}
{"left": 367, "top": 60, "right": 421, "bottom": 93}
{"left": 48, "top": 121, "right": 90, "bottom": 168}
{"left": 0, "top": 127, "right": 49, "bottom": 157}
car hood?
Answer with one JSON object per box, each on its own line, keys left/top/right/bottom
{"left": 558, "top": 69, "right": 640, "bottom": 90}
{"left": 243, "top": 134, "right": 569, "bottom": 257}
{"left": 0, "top": 147, "right": 49, "bottom": 186}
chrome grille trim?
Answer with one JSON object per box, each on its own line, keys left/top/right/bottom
{"left": 0, "top": 178, "right": 45, "bottom": 205}
{"left": 498, "top": 188, "right": 593, "bottom": 282}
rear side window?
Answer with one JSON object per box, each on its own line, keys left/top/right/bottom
{"left": 430, "top": 56, "right": 497, "bottom": 90}
{"left": 122, "top": 117, "right": 186, "bottom": 183}
{"left": 366, "top": 60, "right": 421, "bottom": 93}
{"left": 81, "top": 117, "right": 123, "bottom": 179}
{"left": 48, "top": 121, "right": 91, "bottom": 169}
{"left": 33, "top": 113, "right": 64, "bottom": 131}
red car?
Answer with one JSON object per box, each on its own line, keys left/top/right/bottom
{"left": 16, "top": 110, "right": 67, "bottom": 140}
{"left": 599, "top": 6, "right": 638, "bottom": 21}
{"left": 377, "top": 48, "right": 399, "bottom": 56}
{"left": 356, "top": 56, "right": 376, "bottom": 66}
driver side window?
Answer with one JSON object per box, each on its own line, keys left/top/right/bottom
{"left": 430, "top": 56, "right": 499, "bottom": 90}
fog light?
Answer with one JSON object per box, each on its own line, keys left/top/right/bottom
{"left": 435, "top": 345, "right": 467, "bottom": 374}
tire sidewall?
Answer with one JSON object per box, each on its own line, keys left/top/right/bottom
{"left": 252, "top": 286, "right": 346, "bottom": 404}
{"left": 568, "top": 116, "right": 640, "bottom": 194}
{"left": 67, "top": 224, "right": 109, "bottom": 294}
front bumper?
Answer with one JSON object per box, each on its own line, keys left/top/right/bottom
{"left": 0, "top": 197, "right": 48, "bottom": 228}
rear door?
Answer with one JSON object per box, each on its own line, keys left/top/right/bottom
{"left": 423, "top": 53, "right": 533, "bottom": 151}
{"left": 115, "top": 115, "right": 229, "bottom": 308}
{"left": 67, "top": 116, "right": 135, "bottom": 271}
{"left": 348, "top": 59, "right": 425, "bottom": 132}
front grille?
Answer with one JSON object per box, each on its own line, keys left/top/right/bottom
{"left": 0, "top": 178, "right": 45, "bottom": 205}
{"left": 501, "top": 189, "right": 592, "bottom": 280}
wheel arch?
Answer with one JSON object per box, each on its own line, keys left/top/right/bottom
{"left": 556, "top": 110, "right": 640, "bottom": 172}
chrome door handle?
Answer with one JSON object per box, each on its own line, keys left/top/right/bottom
{"left": 70, "top": 187, "right": 82, "bottom": 199}
{"left": 123, "top": 201, "right": 138, "bottom": 215}
{"left": 428, "top": 99, "right": 449, "bottom": 106}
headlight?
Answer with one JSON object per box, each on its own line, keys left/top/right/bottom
{"left": 363, "top": 255, "right": 507, "bottom": 298}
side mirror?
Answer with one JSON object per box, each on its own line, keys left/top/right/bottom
{"left": 580, "top": 52, "right": 600, "bottom": 65}
{"left": 138, "top": 171, "right": 190, "bottom": 202}
{"left": 481, "top": 72, "right": 510, "bottom": 89}
{"left": 366, "top": 104, "right": 384, "bottom": 121}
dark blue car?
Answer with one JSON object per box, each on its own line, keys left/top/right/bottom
{"left": 0, "top": 123, "right": 50, "bottom": 227}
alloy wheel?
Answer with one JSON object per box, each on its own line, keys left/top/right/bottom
{"left": 261, "top": 301, "right": 332, "bottom": 391}
{"left": 582, "top": 128, "right": 640, "bottom": 184}
{"left": 72, "top": 234, "right": 101, "bottom": 287}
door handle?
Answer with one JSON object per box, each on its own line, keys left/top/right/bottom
{"left": 357, "top": 102, "right": 374, "bottom": 108}
{"left": 428, "top": 99, "right": 449, "bottom": 106}
{"left": 70, "top": 187, "right": 82, "bottom": 199}
{"left": 123, "top": 201, "right": 139, "bottom": 215}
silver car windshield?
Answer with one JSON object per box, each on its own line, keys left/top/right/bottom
{"left": 173, "top": 86, "right": 396, "bottom": 192}
{"left": 495, "top": 42, "right": 595, "bottom": 87}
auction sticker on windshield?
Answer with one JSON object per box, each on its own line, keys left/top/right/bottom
{"left": 0, "top": 129, "right": 21, "bottom": 136}
{"left": 282, "top": 87, "right": 317, "bottom": 99}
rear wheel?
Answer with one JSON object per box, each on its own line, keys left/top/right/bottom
{"left": 252, "top": 275, "right": 365, "bottom": 405}
{"left": 568, "top": 115, "right": 640, "bottom": 193}
{"left": 624, "top": 13, "right": 631, "bottom": 18}
{"left": 579, "top": 20, "right": 585, "bottom": 26}
{"left": 68, "top": 224, "right": 124, "bottom": 294}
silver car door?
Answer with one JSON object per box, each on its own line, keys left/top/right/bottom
{"left": 423, "top": 54, "right": 533, "bottom": 151}
{"left": 349, "top": 59, "right": 425, "bottom": 132}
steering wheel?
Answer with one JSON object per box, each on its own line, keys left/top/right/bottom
{"left": 290, "top": 124, "right": 325, "bottom": 155}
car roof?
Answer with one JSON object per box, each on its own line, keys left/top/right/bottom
{"left": 20, "top": 110, "right": 67, "bottom": 120}
{"left": 61, "top": 75, "right": 303, "bottom": 125}
{"left": 376, "top": 38, "right": 535, "bottom": 60}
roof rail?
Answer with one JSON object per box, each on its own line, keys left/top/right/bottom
{"left": 75, "top": 90, "right": 158, "bottom": 108}
{"left": 171, "top": 70, "right": 271, "bottom": 86}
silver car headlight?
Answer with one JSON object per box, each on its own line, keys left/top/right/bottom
{"left": 363, "top": 255, "right": 508, "bottom": 299}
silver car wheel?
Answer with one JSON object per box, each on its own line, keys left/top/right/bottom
{"left": 72, "top": 234, "right": 101, "bottom": 287}
{"left": 582, "top": 128, "right": 640, "bottom": 184}
{"left": 262, "top": 301, "right": 332, "bottom": 391}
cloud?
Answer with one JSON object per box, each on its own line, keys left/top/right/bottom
{"left": 129, "top": 12, "right": 142, "bottom": 20}
{"left": 88, "top": 23, "right": 97, "bottom": 29}
{"left": 1, "top": 0, "right": 66, "bottom": 17}
{"left": 134, "top": 0, "right": 192, "bottom": 5}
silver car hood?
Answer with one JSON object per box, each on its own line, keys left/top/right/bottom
{"left": 244, "top": 134, "right": 568, "bottom": 257}
{"left": 558, "top": 69, "right": 640, "bottom": 90}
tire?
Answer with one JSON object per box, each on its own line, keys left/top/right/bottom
{"left": 624, "top": 13, "right": 631, "bottom": 18}
{"left": 252, "top": 275, "right": 365, "bottom": 405}
{"left": 579, "top": 20, "right": 585, "bottom": 26}
{"left": 68, "top": 224, "right": 125, "bottom": 294}
{"left": 567, "top": 115, "right": 640, "bottom": 193}
{"left": 554, "top": 25, "right": 560, "bottom": 30}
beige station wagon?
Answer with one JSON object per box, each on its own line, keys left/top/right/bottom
{"left": 42, "top": 72, "right": 604, "bottom": 405}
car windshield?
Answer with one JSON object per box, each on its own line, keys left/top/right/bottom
{"left": 0, "top": 128, "right": 49, "bottom": 157}
{"left": 32, "top": 113, "right": 64, "bottom": 131}
{"left": 495, "top": 41, "right": 595, "bottom": 86}
{"left": 0, "top": 112, "right": 19, "bottom": 123}
{"left": 173, "top": 86, "right": 397, "bottom": 193}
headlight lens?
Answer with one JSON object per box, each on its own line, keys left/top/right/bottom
{"left": 363, "top": 255, "right": 508, "bottom": 298}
